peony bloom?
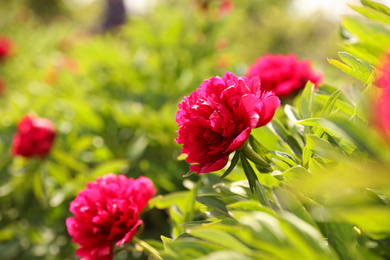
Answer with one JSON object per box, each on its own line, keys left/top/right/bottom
{"left": 66, "top": 174, "right": 156, "bottom": 260}
{"left": 246, "top": 54, "right": 323, "bottom": 98}
{"left": 0, "top": 36, "right": 12, "bottom": 61}
{"left": 11, "top": 115, "right": 56, "bottom": 158}
{"left": 175, "top": 71, "right": 280, "bottom": 174}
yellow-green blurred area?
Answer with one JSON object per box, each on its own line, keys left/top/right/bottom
{"left": 0, "top": 0, "right": 373, "bottom": 259}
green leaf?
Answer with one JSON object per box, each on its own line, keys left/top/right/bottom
{"left": 220, "top": 151, "right": 240, "bottom": 180}
{"left": 297, "top": 118, "right": 357, "bottom": 155}
{"left": 241, "top": 145, "right": 270, "bottom": 168}
{"left": 248, "top": 135, "right": 269, "bottom": 155}
{"left": 327, "top": 222, "right": 358, "bottom": 260}
{"left": 322, "top": 89, "right": 342, "bottom": 117}
{"left": 342, "top": 16, "right": 390, "bottom": 56}
{"left": 195, "top": 195, "right": 230, "bottom": 217}
{"left": 270, "top": 119, "right": 303, "bottom": 158}
{"left": 349, "top": 5, "right": 390, "bottom": 26}
{"left": 162, "top": 237, "right": 225, "bottom": 259}
{"left": 361, "top": 0, "right": 390, "bottom": 16}
{"left": 277, "top": 166, "right": 311, "bottom": 184}
{"left": 152, "top": 191, "right": 190, "bottom": 210}
{"left": 255, "top": 180, "right": 272, "bottom": 208}
{"left": 240, "top": 153, "right": 259, "bottom": 193}
{"left": 272, "top": 187, "right": 317, "bottom": 228}
{"left": 302, "top": 146, "right": 312, "bottom": 167}
{"left": 189, "top": 228, "right": 251, "bottom": 254}
{"left": 329, "top": 52, "right": 373, "bottom": 83}
{"left": 227, "top": 201, "right": 264, "bottom": 212}
{"left": 300, "top": 81, "right": 315, "bottom": 119}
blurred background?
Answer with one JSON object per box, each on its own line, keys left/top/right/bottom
{"left": 0, "top": 0, "right": 373, "bottom": 259}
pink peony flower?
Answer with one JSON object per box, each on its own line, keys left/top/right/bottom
{"left": 0, "top": 36, "right": 12, "bottom": 61}
{"left": 11, "top": 115, "right": 56, "bottom": 158}
{"left": 175, "top": 71, "right": 280, "bottom": 174}
{"left": 66, "top": 174, "right": 156, "bottom": 260}
{"left": 246, "top": 54, "right": 323, "bottom": 98}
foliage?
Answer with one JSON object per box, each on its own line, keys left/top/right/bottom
{"left": 0, "top": 0, "right": 389, "bottom": 260}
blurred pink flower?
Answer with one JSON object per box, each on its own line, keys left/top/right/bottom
{"left": 219, "top": 0, "right": 233, "bottom": 16}
{"left": 175, "top": 71, "right": 280, "bottom": 174}
{"left": 66, "top": 174, "right": 156, "bottom": 260}
{"left": 11, "top": 115, "right": 56, "bottom": 158}
{"left": 247, "top": 54, "right": 323, "bottom": 98}
{"left": 376, "top": 54, "right": 390, "bottom": 89}
{"left": 0, "top": 36, "right": 13, "bottom": 61}
{"left": 375, "top": 54, "right": 390, "bottom": 140}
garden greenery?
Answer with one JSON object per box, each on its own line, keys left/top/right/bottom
{"left": 1, "top": 0, "right": 390, "bottom": 259}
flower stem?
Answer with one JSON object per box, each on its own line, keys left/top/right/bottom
{"left": 133, "top": 236, "right": 162, "bottom": 260}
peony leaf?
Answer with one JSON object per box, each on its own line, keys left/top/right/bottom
{"left": 220, "top": 151, "right": 240, "bottom": 180}
{"left": 255, "top": 180, "right": 272, "bottom": 208}
{"left": 361, "top": 0, "right": 390, "bottom": 17}
{"left": 241, "top": 145, "right": 270, "bottom": 168}
{"left": 338, "top": 52, "right": 373, "bottom": 83}
{"left": 342, "top": 16, "right": 390, "bottom": 58}
{"left": 195, "top": 195, "right": 230, "bottom": 217}
{"left": 239, "top": 153, "right": 259, "bottom": 193}
{"left": 269, "top": 119, "right": 303, "bottom": 158}
{"left": 272, "top": 187, "right": 317, "bottom": 228}
{"left": 300, "top": 81, "right": 314, "bottom": 120}
{"left": 248, "top": 135, "right": 269, "bottom": 155}
{"left": 349, "top": 4, "right": 390, "bottom": 25}
{"left": 321, "top": 89, "right": 342, "bottom": 117}
{"left": 327, "top": 221, "right": 359, "bottom": 260}
{"left": 188, "top": 228, "right": 252, "bottom": 254}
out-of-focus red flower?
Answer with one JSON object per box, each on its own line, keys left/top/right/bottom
{"left": 0, "top": 36, "right": 13, "bottom": 61}
{"left": 66, "top": 174, "right": 156, "bottom": 260}
{"left": 11, "top": 115, "right": 56, "bottom": 158}
{"left": 374, "top": 54, "right": 390, "bottom": 140}
{"left": 246, "top": 54, "right": 323, "bottom": 98}
{"left": 175, "top": 71, "right": 280, "bottom": 174}
{"left": 194, "top": 0, "right": 233, "bottom": 18}
{"left": 376, "top": 54, "right": 390, "bottom": 89}
{"left": 219, "top": 0, "right": 233, "bottom": 16}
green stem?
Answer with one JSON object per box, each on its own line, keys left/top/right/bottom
{"left": 132, "top": 236, "right": 162, "bottom": 260}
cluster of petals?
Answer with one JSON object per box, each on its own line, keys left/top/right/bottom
{"left": 0, "top": 35, "right": 12, "bottom": 61}
{"left": 66, "top": 174, "right": 156, "bottom": 260}
{"left": 11, "top": 115, "right": 56, "bottom": 158}
{"left": 175, "top": 71, "right": 280, "bottom": 174}
{"left": 246, "top": 54, "right": 323, "bottom": 98}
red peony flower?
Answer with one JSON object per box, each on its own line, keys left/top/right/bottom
{"left": 0, "top": 36, "right": 12, "bottom": 61}
{"left": 175, "top": 71, "right": 280, "bottom": 174}
{"left": 11, "top": 115, "right": 56, "bottom": 158}
{"left": 246, "top": 54, "right": 323, "bottom": 98}
{"left": 66, "top": 174, "right": 156, "bottom": 260}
